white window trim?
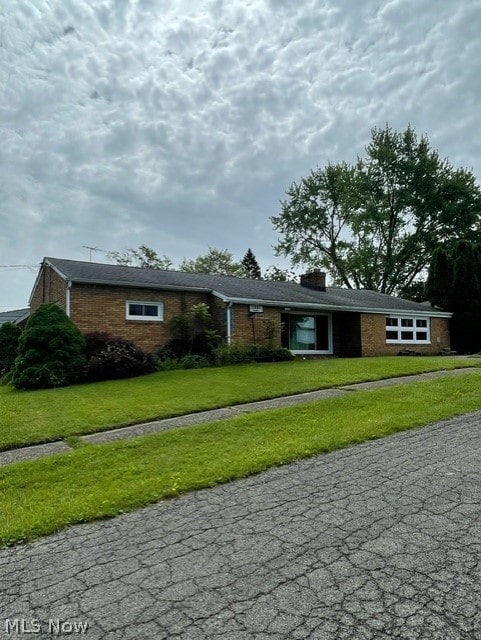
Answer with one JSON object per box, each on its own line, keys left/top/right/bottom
{"left": 385, "top": 315, "right": 430, "bottom": 344}
{"left": 126, "top": 300, "right": 164, "bottom": 322}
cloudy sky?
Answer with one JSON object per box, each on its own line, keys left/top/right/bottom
{"left": 1, "top": 0, "right": 481, "bottom": 310}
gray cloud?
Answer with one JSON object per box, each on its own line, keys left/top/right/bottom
{"left": 1, "top": 0, "right": 480, "bottom": 308}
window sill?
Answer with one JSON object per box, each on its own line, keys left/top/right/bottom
{"left": 386, "top": 341, "right": 430, "bottom": 345}
{"left": 291, "top": 349, "right": 333, "bottom": 355}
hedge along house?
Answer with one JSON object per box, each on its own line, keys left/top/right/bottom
{"left": 29, "top": 257, "right": 452, "bottom": 357}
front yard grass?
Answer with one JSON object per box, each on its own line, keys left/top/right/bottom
{"left": 1, "top": 356, "right": 479, "bottom": 451}
{"left": 1, "top": 369, "right": 481, "bottom": 547}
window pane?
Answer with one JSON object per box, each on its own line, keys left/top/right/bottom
{"left": 416, "top": 319, "right": 427, "bottom": 328}
{"left": 127, "top": 301, "right": 163, "bottom": 320}
{"left": 416, "top": 331, "right": 428, "bottom": 341}
{"left": 144, "top": 305, "right": 158, "bottom": 317}
{"left": 129, "top": 304, "right": 143, "bottom": 316}
{"left": 386, "top": 331, "right": 398, "bottom": 340}
{"left": 401, "top": 318, "right": 413, "bottom": 327}
{"left": 386, "top": 318, "right": 398, "bottom": 327}
{"left": 290, "top": 316, "right": 316, "bottom": 350}
{"left": 401, "top": 331, "right": 414, "bottom": 340}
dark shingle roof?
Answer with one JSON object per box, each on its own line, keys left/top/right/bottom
{"left": 43, "top": 257, "right": 449, "bottom": 316}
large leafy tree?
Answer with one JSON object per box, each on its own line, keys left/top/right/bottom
{"left": 272, "top": 125, "right": 481, "bottom": 294}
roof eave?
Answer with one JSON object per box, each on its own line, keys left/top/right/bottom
{"left": 214, "top": 295, "right": 453, "bottom": 318}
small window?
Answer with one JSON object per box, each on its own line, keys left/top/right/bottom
{"left": 126, "top": 301, "right": 164, "bottom": 321}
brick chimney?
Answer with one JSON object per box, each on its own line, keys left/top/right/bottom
{"left": 300, "top": 269, "right": 326, "bottom": 292}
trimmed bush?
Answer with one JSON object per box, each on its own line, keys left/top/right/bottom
{"left": 157, "top": 354, "right": 211, "bottom": 371}
{"left": 0, "top": 322, "right": 22, "bottom": 377}
{"left": 12, "top": 304, "right": 86, "bottom": 390}
{"left": 83, "top": 332, "right": 158, "bottom": 382}
{"left": 215, "top": 344, "right": 294, "bottom": 365}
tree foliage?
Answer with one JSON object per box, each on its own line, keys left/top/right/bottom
{"left": 160, "top": 302, "right": 222, "bottom": 361}
{"left": 263, "top": 265, "right": 298, "bottom": 282}
{"left": 0, "top": 322, "right": 22, "bottom": 377}
{"left": 12, "top": 304, "right": 86, "bottom": 390}
{"left": 426, "top": 241, "right": 481, "bottom": 353}
{"left": 425, "top": 247, "right": 452, "bottom": 309}
{"left": 272, "top": 124, "right": 481, "bottom": 294}
{"left": 180, "top": 247, "right": 245, "bottom": 276}
{"left": 108, "top": 244, "right": 173, "bottom": 270}
{"left": 241, "top": 248, "right": 262, "bottom": 279}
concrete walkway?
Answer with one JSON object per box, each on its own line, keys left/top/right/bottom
{"left": 1, "top": 367, "right": 478, "bottom": 468}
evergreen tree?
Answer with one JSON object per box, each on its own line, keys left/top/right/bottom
{"left": 426, "top": 242, "right": 481, "bottom": 353}
{"left": 425, "top": 247, "right": 452, "bottom": 309}
{"left": 451, "top": 240, "right": 481, "bottom": 310}
{"left": 0, "top": 322, "right": 22, "bottom": 377}
{"left": 241, "top": 248, "right": 262, "bottom": 279}
{"left": 12, "top": 304, "right": 86, "bottom": 390}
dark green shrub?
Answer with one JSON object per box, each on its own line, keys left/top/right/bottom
{"left": 0, "top": 322, "right": 22, "bottom": 377}
{"left": 157, "top": 338, "right": 190, "bottom": 361}
{"left": 215, "top": 344, "right": 294, "bottom": 365}
{"left": 157, "top": 354, "right": 211, "bottom": 371}
{"left": 12, "top": 304, "right": 86, "bottom": 390}
{"left": 83, "top": 332, "right": 157, "bottom": 382}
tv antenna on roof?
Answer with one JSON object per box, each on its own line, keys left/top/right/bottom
{"left": 82, "top": 246, "right": 108, "bottom": 262}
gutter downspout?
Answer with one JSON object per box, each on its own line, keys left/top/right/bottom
{"left": 66, "top": 281, "right": 72, "bottom": 317}
{"left": 226, "top": 302, "right": 233, "bottom": 345}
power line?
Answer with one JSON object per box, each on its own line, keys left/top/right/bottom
{"left": 0, "top": 264, "right": 39, "bottom": 268}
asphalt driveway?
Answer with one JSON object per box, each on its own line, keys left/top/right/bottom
{"left": 1, "top": 411, "right": 481, "bottom": 639}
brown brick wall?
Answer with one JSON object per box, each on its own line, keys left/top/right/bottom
{"left": 360, "top": 313, "right": 451, "bottom": 356}
{"left": 230, "top": 305, "right": 282, "bottom": 346}
{"left": 30, "top": 265, "right": 67, "bottom": 312}
{"left": 70, "top": 284, "right": 212, "bottom": 353}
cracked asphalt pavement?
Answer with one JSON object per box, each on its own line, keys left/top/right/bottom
{"left": 1, "top": 411, "right": 481, "bottom": 639}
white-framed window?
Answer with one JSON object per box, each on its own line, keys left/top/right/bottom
{"left": 126, "top": 301, "right": 164, "bottom": 321}
{"left": 386, "top": 316, "right": 430, "bottom": 344}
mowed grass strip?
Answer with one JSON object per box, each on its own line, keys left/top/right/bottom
{"left": 1, "top": 370, "right": 481, "bottom": 547}
{"left": 1, "top": 356, "right": 478, "bottom": 451}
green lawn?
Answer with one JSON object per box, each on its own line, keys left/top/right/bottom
{"left": 1, "top": 356, "right": 479, "bottom": 451}
{"left": 2, "top": 369, "right": 481, "bottom": 547}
